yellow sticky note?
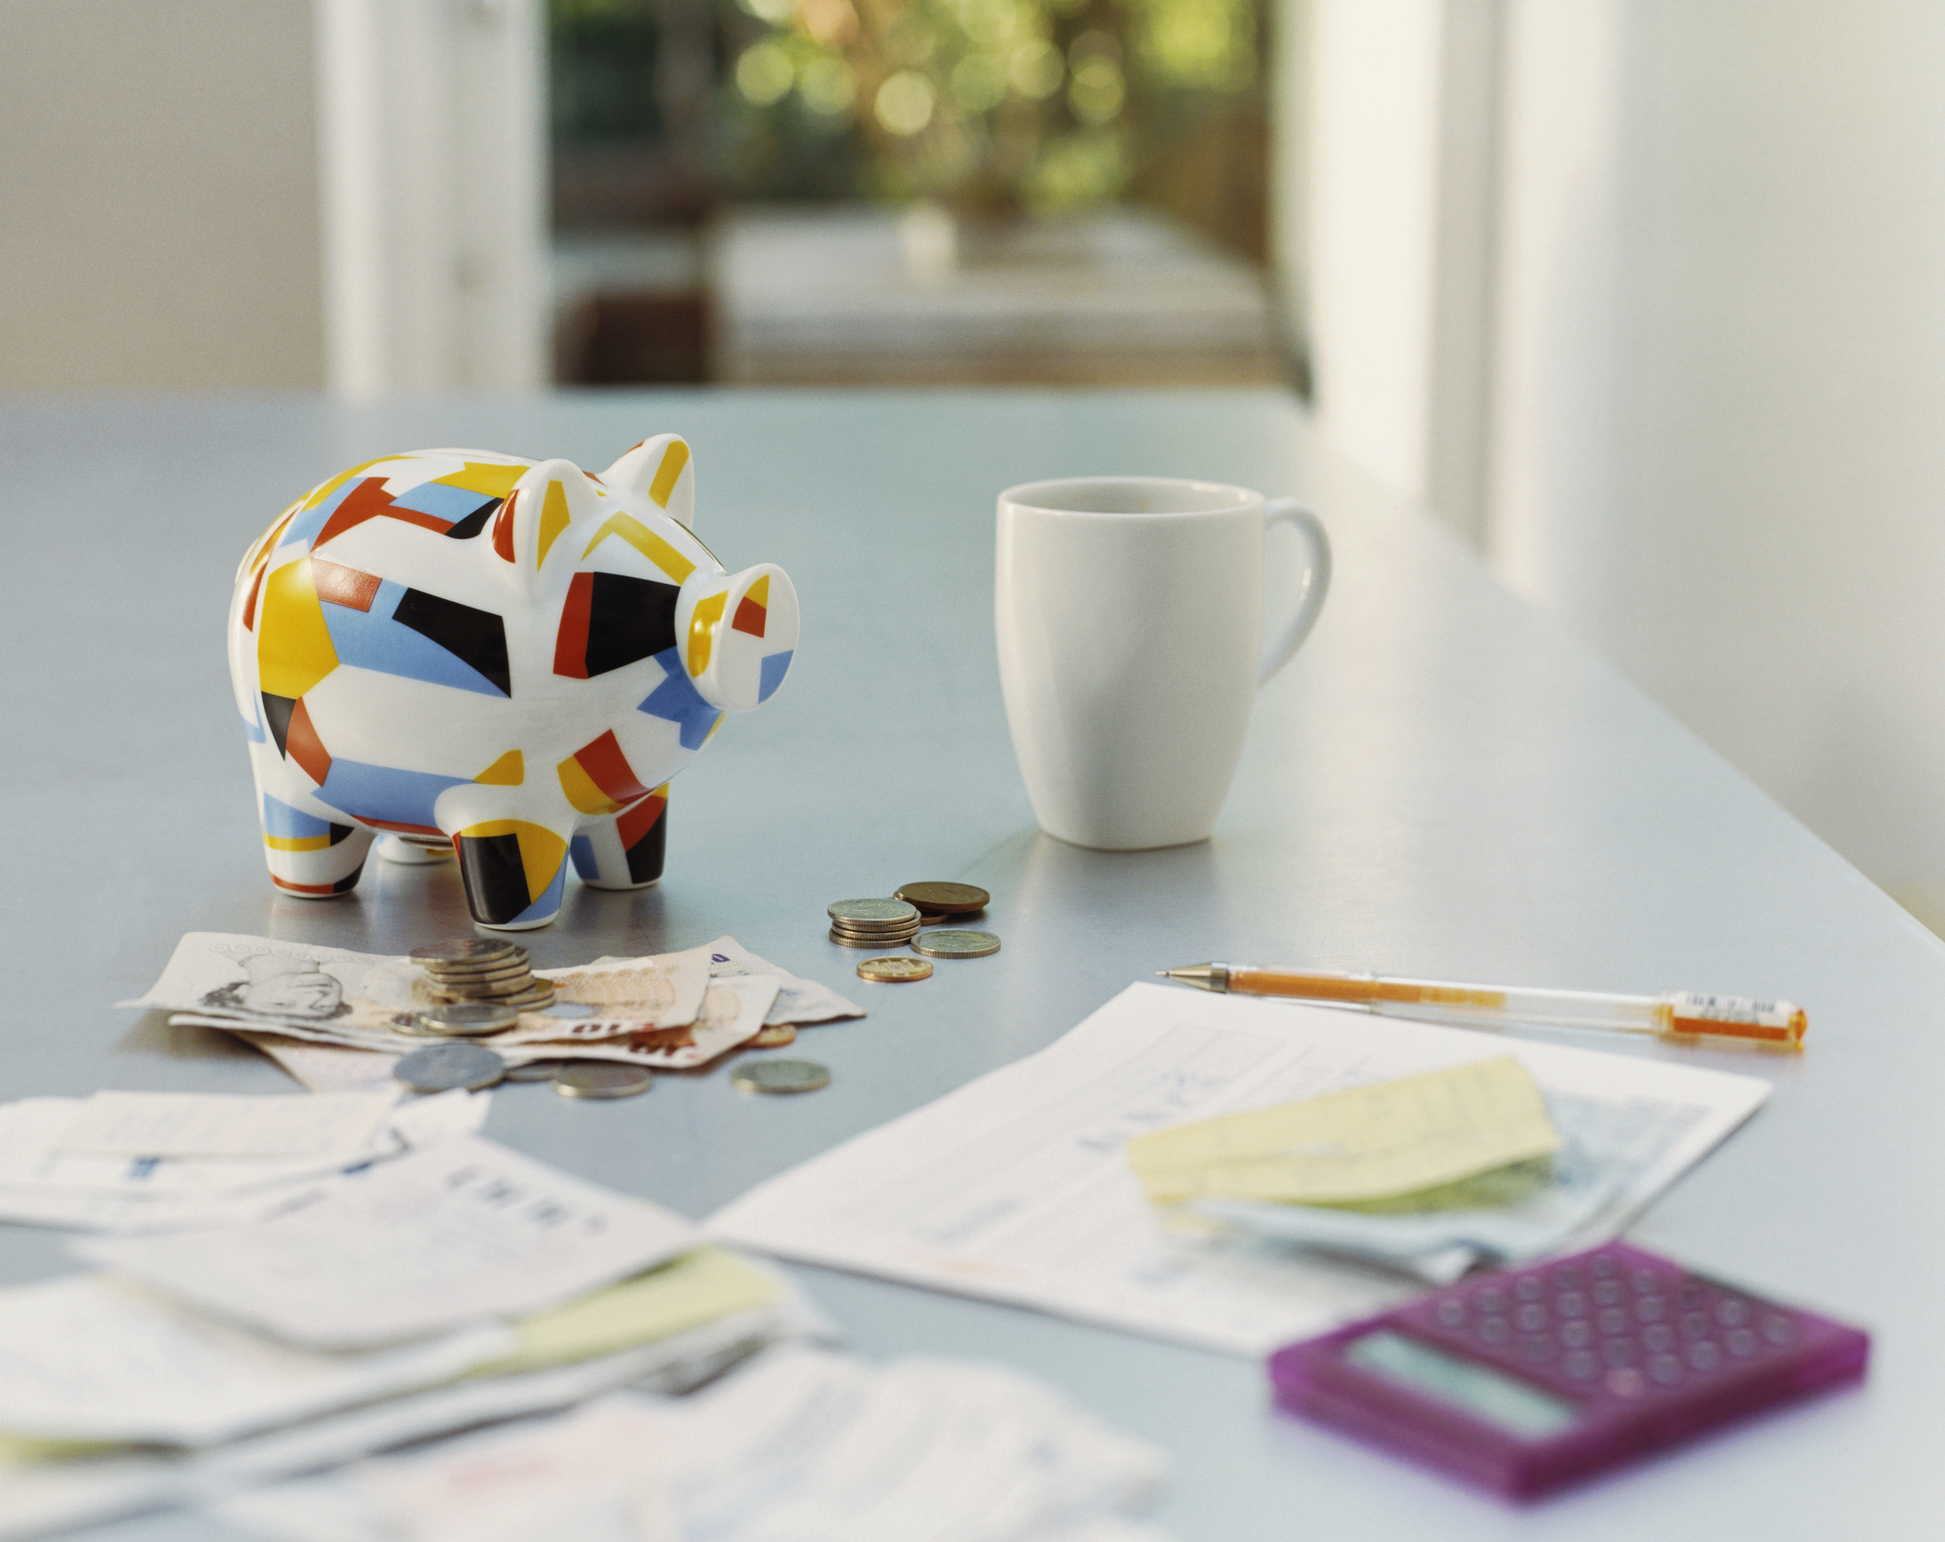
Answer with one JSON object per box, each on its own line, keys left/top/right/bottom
{"left": 477, "top": 1247, "right": 782, "bottom": 1377}
{"left": 1125, "top": 1056, "right": 1562, "bottom": 1207}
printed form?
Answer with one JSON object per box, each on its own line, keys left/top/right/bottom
{"left": 708, "top": 983, "right": 1773, "bottom": 1355}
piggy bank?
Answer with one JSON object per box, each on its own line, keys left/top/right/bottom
{"left": 227, "top": 435, "right": 797, "bottom": 929}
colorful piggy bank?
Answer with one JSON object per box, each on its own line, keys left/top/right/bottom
{"left": 227, "top": 435, "right": 797, "bottom": 929}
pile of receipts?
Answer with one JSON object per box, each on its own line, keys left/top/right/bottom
{"left": 0, "top": 1126, "right": 826, "bottom": 1540}
{"left": 124, "top": 933, "right": 862, "bottom": 1092}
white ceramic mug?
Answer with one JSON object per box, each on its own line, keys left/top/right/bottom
{"left": 995, "top": 476, "right": 1330, "bottom": 850}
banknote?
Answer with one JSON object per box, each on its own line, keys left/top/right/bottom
{"left": 125, "top": 933, "right": 711, "bottom": 1046}
{"left": 587, "top": 936, "right": 864, "bottom": 1027}
{"left": 175, "top": 976, "right": 781, "bottom": 1078}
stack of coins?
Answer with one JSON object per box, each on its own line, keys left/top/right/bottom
{"left": 894, "top": 881, "right": 989, "bottom": 924}
{"left": 827, "top": 897, "right": 922, "bottom": 948}
{"left": 409, "top": 938, "right": 555, "bottom": 1010}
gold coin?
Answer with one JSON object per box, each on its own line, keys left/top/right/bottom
{"left": 552, "top": 1064, "right": 653, "bottom": 1100}
{"left": 894, "top": 881, "right": 990, "bottom": 915}
{"left": 858, "top": 956, "right": 933, "bottom": 982}
{"left": 752, "top": 1023, "right": 798, "bottom": 1047}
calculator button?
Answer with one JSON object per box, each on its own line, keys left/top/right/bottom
{"left": 1681, "top": 1311, "right": 1711, "bottom": 1341}
{"left": 1478, "top": 1318, "right": 1511, "bottom": 1345}
{"left": 1564, "top": 1350, "right": 1599, "bottom": 1380}
{"left": 1762, "top": 1314, "right": 1797, "bottom": 1346}
{"left": 1634, "top": 1296, "right": 1666, "bottom": 1323}
{"left": 1604, "top": 1367, "right": 1647, "bottom": 1398}
{"left": 1688, "top": 1341, "right": 1722, "bottom": 1372}
{"left": 1601, "top": 1339, "right": 1637, "bottom": 1367}
{"left": 1649, "top": 1354, "right": 1684, "bottom": 1385}
{"left": 1725, "top": 1327, "right": 1759, "bottom": 1357}
{"left": 1598, "top": 1307, "right": 1630, "bottom": 1335}
{"left": 1716, "top": 1298, "right": 1751, "bottom": 1327}
{"left": 1435, "top": 1299, "right": 1467, "bottom": 1328}
{"left": 1559, "top": 1319, "right": 1593, "bottom": 1349}
{"left": 1516, "top": 1303, "right": 1549, "bottom": 1332}
{"left": 1515, "top": 1276, "right": 1545, "bottom": 1302}
{"left": 1593, "top": 1280, "right": 1624, "bottom": 1306}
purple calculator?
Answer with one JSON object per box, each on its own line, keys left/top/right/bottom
{"left": 1267, "top": 1241, "right": 1868, "bottom": 1499}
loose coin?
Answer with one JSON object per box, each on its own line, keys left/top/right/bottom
{"left": 395, "top": 1042, "right": 506, "bottom": 1093}
{"left": 894, "top": 881, "right": 990, "bottom": 915}
{"left": 731, "top": 1058, "right": 830, "bottom": 1095}
{"left": 751, "top": 1023, "right": 798, "bottom": 1048}
{"left": 504, "top": 1058, "right": 575, "bottom": 1082}
{"left": 910, "top": 928, "right": 1001, "bottom": 959}
{"left": 414, "top": 1002, "right": 520, "bottom": 1036}
{"left": 828, "top": 898, "right": 921, "bottom": 925}
{"left": 553, "top": 1064, "right": 654, "bottom": 1100}
{"left": 410, "top": 938, "right": 516, "bottom": 964}
{"left": 858, "top": 956, "right": 934, "bottom": 982}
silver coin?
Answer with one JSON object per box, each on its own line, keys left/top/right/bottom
{"left": 829, "top": 926, "right": 920, "bottom": 942}
{"left": 830, "top": 928, "right": 918, "bottom": 948}
{"left": 423, "top": 958, "right": 531, "bottom": 983}
{"left": 731, "top": 1058, "right": 830, "bottom": 1095}
{"left": 410, "top": 938, "right": 516, "bottom": 964}
{"left": 395, "top": 1042, "right": 505, "bottom": 1093}
{"left": 829, "top": 915, "right": 922, "bottom": 931}
{"left": 828, "top": 898, "right": 920, "bottom": 925}
{"left": 910, "top": 928, "right": 1002, "bottom": 958}
{"left": 429, "top": 973, "right": 539, "bottom": 999}
{"left": 504, "top": 1058, "right": 575, "bottom": 1082}
{"left": 415, "top": 1002, "right": 519, "bottom": 1035}
{"left": 553, "top": 1064, "right": 654, "bottom": 1100}
{"left": 492, "top": 985, "right": 556, "bottom": 1008}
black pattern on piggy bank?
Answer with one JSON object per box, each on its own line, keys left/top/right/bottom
{"left": 227, "top": 435, "right": 797, "bottom": 929}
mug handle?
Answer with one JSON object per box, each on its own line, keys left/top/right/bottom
{"left": 1259, "top": 498, "right": 1332, "bottom": 685}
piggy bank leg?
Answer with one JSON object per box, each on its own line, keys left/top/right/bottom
{"left": 375, "top": 833, "right": 454, "bottom": 865}
{"left": 569, "top": 786, "right": 669, "bottom": 891}
{"left": 448, "top": 817, "right": 580, "bottom": 930}
{"left": 256, "top": 790, "right": 375, "bottom": 898}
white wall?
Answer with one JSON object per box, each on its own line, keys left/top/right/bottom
{"left": 1282, "top": 0, "right": 1945, "bottom": 925}
{"left": 0, "top": 0, "right": 323, "bottom": 394}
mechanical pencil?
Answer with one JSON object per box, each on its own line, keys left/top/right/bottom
{"left": 1157, "top": 963, "right": 1805, "bottom": 1048}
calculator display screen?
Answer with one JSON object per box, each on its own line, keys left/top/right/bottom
{"left": 1344, "top": 1331, "right": 1580, "bottom": 1439}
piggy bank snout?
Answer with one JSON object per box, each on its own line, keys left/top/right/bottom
{"left": 675, "top": 562, "right": 797, "bottom": 712}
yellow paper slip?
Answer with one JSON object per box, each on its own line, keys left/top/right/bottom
{"left": 476, "top": 1246, "right": 783, "bottom": 1378}
{"left": 1125, "top": 1055, "right": 1563, "bottom": 1206}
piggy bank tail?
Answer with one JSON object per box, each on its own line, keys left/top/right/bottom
{"left": 676, "top": 564, "right": 797, "bottom": 711}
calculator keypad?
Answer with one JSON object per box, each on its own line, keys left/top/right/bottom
{"left": 1399, "top": 1244, "right": 1795, "bottom": 1403}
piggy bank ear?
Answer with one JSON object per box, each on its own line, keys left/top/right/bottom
{"left": 675, "top": 563, "right": 798, "bottom": 711}
{"left": 492, "top": 459, "right": 604, "bottom": 583}
{"left": 599, "top": 435, "right": 694, "bottom": 528}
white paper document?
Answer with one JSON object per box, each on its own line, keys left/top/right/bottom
{"left": 54, "top": 1090, "right": 397, "bottom": 1161}
{"left": 211, "top": 1347, "right": 1169, "bottom": 1542}
{"left": 0, "top": 1090, "right": 487, "bottom": 1233}
{"left": 74, "top": 1137, "right": 699, "bottom": 1349}
{"left": 707, "top": 982, "right": 1772, "bottom": 1355}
